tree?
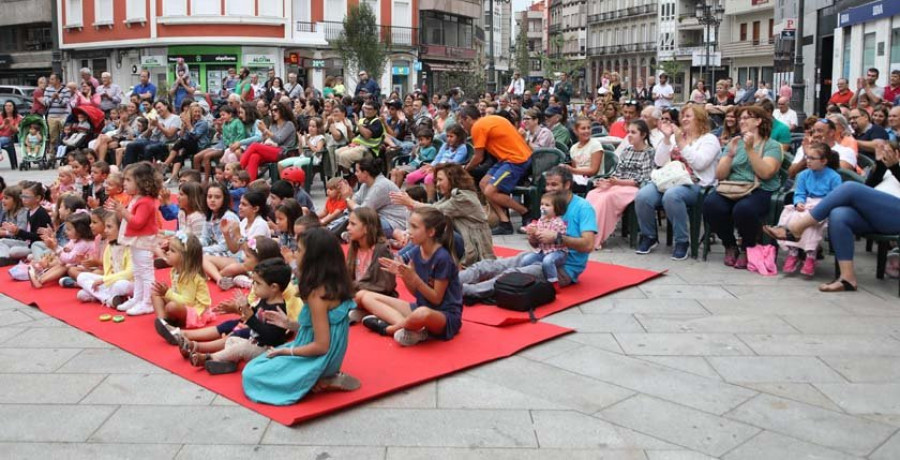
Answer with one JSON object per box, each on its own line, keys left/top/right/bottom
{"left": 331, "top": 3, "right": 389, "bottom": 83}
{"left": 541, "top": 34, "right": 583, "bottom": 79}
{"left": 512, "top": 23, "right": 531, "bottom": 77}
{"left": 443, "top": 54, "right": 487, "bottom": 100}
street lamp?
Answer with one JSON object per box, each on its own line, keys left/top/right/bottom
{"left": 695, "top": 1, "right": 725, "bottom": 89}
{"left": 487, "top": 0, "right": 511, "bottom": 94}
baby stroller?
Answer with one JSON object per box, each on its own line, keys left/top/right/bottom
{"left": 51, "top": 105, "right": 106, "bottom": 168}
{"left": 17, "top": 114, "right": 49, "bottom": 171}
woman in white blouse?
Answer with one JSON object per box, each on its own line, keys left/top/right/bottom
{"left": 633, "top": 104, "right": 721, "bottom": 260}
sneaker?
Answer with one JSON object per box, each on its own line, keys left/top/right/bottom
{"left": 217, "top": 277, "right": 234, "bottom": 290}
{"left": 734, "top": 252, "right": 748, "bottom": 270}
{"left": 348, "top": 309, "right": 366, "bottom": 324}
{"left": 491, "top": 222, "right": 514, "bottom": 236}
{"left": 109, "top": 295, "right": 128, "bottom": 309}
{"left": 59, "top": 276, "right": 77, "bottom": 288}
{"left": 782, "top": 253, "right": 800, "bottom": 273}
{"left": 557, "top": 266, "right": 573, "bottom": 288}
{"left": 724, "top": 247, "right": 738, "bottom": 267}
{"left": 394, "top": 328, "right": 429, "bottom": 347}
{"left": 116, "top": 297, "right": 137, "bottom": 312}
{"left": 671, "top": 242, "right": 690, "bottom": 261}
{"left": 362, "top": 315, "right": 390, "bottom": 336}
{"left": 125, "top": 303, "right": 155, "bottom": 316}
{"left": 635, "top": 236, "right": 659, "bottom": 255}
{"left": 76, "top": 289, "right": 95, "bottom": 302}
{"left": 800, "top": 256, "right": 816, "bottom": 277}
{"left": 233, "top": 275, "right": 252, "bottom": 289}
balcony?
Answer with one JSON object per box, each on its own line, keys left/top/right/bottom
{"left": 319, "top": 21, "right": 418, "bottom": 47}
{"left": 587, "top": 42, "right": 656, "bottom": 56}
{"left": 586, "top": 3, "right": 658, "bottom": 24}
{"left": 548, "top": 23, "right": 561, "bottom": 35}
{"left": 719, "top": 40, "right": 774, "bottom": 58}
{"left": 673, "top": 45, "right": 707, "bottom": 57}
{"left": 677, "top": 13, "right": 705, "bottom": 29}
{"left": 419, "top": 44, "right": 476, "bottom": 61}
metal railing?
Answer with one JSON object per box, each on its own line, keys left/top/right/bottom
{"left": 587, "top": 42, "right": 656, "bottom": 56}
{"left": 586, "top": 3, "right": 658, "bottom": 23}
{"left": 309, "top": 21, "right": 418, "bottom": 46}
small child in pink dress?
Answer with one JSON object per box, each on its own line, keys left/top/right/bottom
{"left": 522, "top": 192, "right": 568, "bottom": 283}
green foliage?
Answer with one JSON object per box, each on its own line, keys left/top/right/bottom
{"left": 331, "top": 3, "right": 389, "bottom": 83}
{"left": 442, "top": 54, "right": 486, "bottom": 99}
{"left": 542, "top": 34, "right": 583, "bottom": 78}
{"left": 655, "top": 60, "right": 683, "bottom": 78}
{"left": 513, "top": 23, "right": 532, "bottom": 76}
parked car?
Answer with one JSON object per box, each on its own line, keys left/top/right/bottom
{"left": 0, "top": 94, "right": 31, "bottom": 116}
{"left": 0, "top": 86, "right": 37, "bottom": 98}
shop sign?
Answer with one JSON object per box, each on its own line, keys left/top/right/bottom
{"left": 244, "top": 54, "right": 277, "bottom": 67}
{"left": 310, "top": 59, "right": 326, "bottom": 68}
{"left": 392, "top": 66, "right": 409, "bottom": 76}
{"left": 167, "top": 55, "right": 238, "bottom": 64}
{"left": 838, "top": 0, "right": 900, "bottom": 28}
{"left": 141, "top": 55, "right": 166, "bottom": 67}
{"left": 413, "top": 61, "right": 422, "bottom": 71}
{"left": 781, "top": 30, "right": 796, "bottom": 39}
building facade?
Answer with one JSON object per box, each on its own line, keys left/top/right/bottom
{"left": 56, "top": 0, "right": 418, "bottom": 97}
{"left": 586, "top": 0, "right": 658, "bottom": 95}
{"left": 657, "top": 0, "right": 712, "bottom": 100}
{"left": 831, "top": 0, "right": 900, "bottom": 103}
{"left": 721, "top": 0, "right": 776, "bottom": 90}
{"left": 515, "top": 1, "right": 547, "bottom": 87}
{"left": 549, "top": 0, "right": 587, "bottom": 96}
{"left": 484, "top": 0, "right": 512, "bottom": 92}
{"left": 0, "top": 0, "right": 55, "bottom": 85}
{"left": 417, "top": 0, "right": 482, "bottom": 95}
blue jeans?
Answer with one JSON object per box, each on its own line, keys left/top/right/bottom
{"left": 520, "top": 250, "right": 567, "bottom": 283}
{"left": 635, "top": 183, "right": 700, "bottom": 244}
{"left": 702, "top": 189, "right": 772, "bottom": 249}
{"left": 809, "top": 182, "right": 900, "bottom": 261}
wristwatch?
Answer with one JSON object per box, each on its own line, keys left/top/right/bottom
{"left": 555, "top": 232, "right": 564, "bottom": 245}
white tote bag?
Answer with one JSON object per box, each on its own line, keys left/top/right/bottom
{"left": 650, "top": 160, "right": 693, "bottom": 192}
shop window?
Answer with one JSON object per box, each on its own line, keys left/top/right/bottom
{"left": 192, "top": 0, "right": 218, "bottom": 15}
{"left": 95, "top": 0, "right": 113, "bottom": 24}
{"left": 892, "top": 29, "right": 900, "bottom": 71}
{"left": 258, "top": 0, "right": 282, "bottom": 17}
{"left": 80, "top": 59, "right": 108, "bottom": 78}
{"left": 226, "top": 0, "right": 252, "bottom": 16}
{"left": 863, "top": 32, "right": 876, "bottom": 73}
{"left": 126, "top": 0, "right": 146, "bottom": 20}
{"left": 66, "top": 0, "right": 83, "bottom": 26}
{"left": 164, "top": 0, "right": 186, "bottom": 16}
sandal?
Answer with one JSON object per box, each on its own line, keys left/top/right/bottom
{"left": 818, "top": 278, "right": 858, "bottom": 292}
{"left": 190, "top": 352, "right": 210, "bottom": 367}
{"left": 180, "top": 339, "right": 197, "bottom": 360}
{"left": 763, "top": 225, "right": 799, "bottom": 242}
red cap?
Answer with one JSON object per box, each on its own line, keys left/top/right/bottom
{"left": 280, "top": 166, "right": 306, "bottom": 185}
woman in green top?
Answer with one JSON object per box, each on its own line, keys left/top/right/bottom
{"left": 235, "top": 67, "right": 253, "bottom": 102}
{"left": 702, "top": 105, "right": 784, "bottom": 269}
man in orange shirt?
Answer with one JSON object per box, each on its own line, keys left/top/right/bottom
{"left": 458, "top": 105, "right": 533, "bottom": 235}
{"left": 828, "top": 78, "right": 853, "bottom": 106}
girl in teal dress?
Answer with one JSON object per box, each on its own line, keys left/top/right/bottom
{"left": 242, "top": 228, "right": 360, "bottom": 405}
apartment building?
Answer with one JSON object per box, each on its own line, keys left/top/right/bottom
{"left": 0, "top": 0, "right": 55, "bottom": 84}
{"left": 515, "top": 1, "right": 547, "bottom": 87}
{"left": 586, "top": 0, "right": 658, "bottom": 94}
{"left": 549, "top": 0, "right": 586, "bottom": 94}
{"left": 720, "top": 0, "right": 776, "bottom": 88}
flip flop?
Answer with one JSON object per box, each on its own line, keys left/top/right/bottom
{"left": 763, "top": 225, "right": 799, "bottom": 242}
{"left": 818, "top": 278, "right": 858, "bottom": 292}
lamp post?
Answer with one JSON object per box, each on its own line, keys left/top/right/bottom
{"left": 695, "top": 1, "right": 725, "bottom": 89}
{"left": 789, "top": 0, "right": 806, "bottom": 121}
{"left": 487, "top": 0, "right": 511, "bottom": 94}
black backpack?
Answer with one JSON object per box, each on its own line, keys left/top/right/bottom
{"left": 493, "top": 272, "right": 556, "bottom": 323}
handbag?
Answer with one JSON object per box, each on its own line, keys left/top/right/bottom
{"left": 651, "top": 160, "right": 693, "bottom": 192}
{"left": 746, "top": 245, "right": 778, "bottom": 276}
{"left": 716, "top": 176, "right": 759, "bottom": 200}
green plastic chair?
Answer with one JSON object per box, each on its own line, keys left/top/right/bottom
{"left": 511, "top": 148, "right": 567, "bottom": 218}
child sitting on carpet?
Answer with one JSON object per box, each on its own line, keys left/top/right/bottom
{"left": 0, "top": 182, "right": 51, "bottom": 263}
{"left": 201, "top": 182, "right": 240, "bottom": 256}
{"left": 242, "top": 227, "right": 359, "bottom": 405}
{"left": 75, "top": 212, "right": 133, "bottom": 308}
{"left": 273, "top": 199, "right": 302, "bottom": 254}
{"left": 190, "top": 257, "right": 294, "bottom": 374}
{"left": 355, "top": 206, "right": 463, "bottom": 347}
{"left": 203, "top": 190, "right": 271, "bottom": 291}
{"left": 61, "top": 208, "right": 109, "bottom": 285}
{"left": 521, "top": 191, "right": 569, "bottom": 284}
{"left": 175, "top": 182, "right": 206, "bottom": 238}
{"left": 229, "top": 170, "right": 249, "bottom": 214}
{"left": 28, "top": 211, "right": 94, "bottom": 288}
{"left": 346, "top": 207, "right": 397, "bottom": 314}
{"left": 104, "top": 172, "right": 131, "bottom": 209}
{"left": 153, "top": 235, "right": 214, "bottom": 343}
{"left": 318, "top": 178, "right": 348, "bottom": 227}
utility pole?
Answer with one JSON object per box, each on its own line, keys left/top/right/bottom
{"left": 488, "top": 0, "right": 496, "bottom": 94}
{"left": 789, "top": 0, "right": 807, "bottom": 122}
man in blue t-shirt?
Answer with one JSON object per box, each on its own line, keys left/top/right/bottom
{"left": 133, "top": 70, "right": 157, "bottom": 104}
{"left": 459, "top": 166, "right": 597, "bottom": 299}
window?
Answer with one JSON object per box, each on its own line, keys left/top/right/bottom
{"left": 768, "top": 18, "right": 774, "bottom": 42}
{"left": 362, "top": 0, "right": 380, "bottom": 24}
{"left": 531, "top": 59, "right": 541, "bottom": 72}
{"left": 80, "top": 58, "right": 108, "bottom": 77}
{"left": 863, "top": 32, "right": 876, "bottom": 73}
{"left": 226, "top": 0, "right": 252, "bottom": 15}
{"left": 66, "top": 0, "right": 83, "bottom": 25}
{"left": 324, "top": 0, "right": 345, "bottom": 22}
{"left": 126, "top": 0, "right": 145, "bottom": 20}
{"left": 164, "top": 0, "right": 186, "bottom": 16}
{"left": 295, "top": 0, "right": 310, "bottom": 22}
{"left": 258, "top": 0, "right": 281, "bottom": 16}
{"left": 892, "top": 28, "right": 900, "bottom": 71}
{"left": 752, "top": 21, "right": 760, "bottom": 44}
{"left": 740, "top": 23, "right": 747, "bottom": 41}
{"left": 95, "top": 0, "right": 112, "bottom": 23}
{"left": 842, "top": 30, "right": 851, "bottom": 80}
{"left": 192, "top": 0, "right": 218, "bottom": 15}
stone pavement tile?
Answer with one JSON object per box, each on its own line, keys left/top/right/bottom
{"left": 436, "top": 375, "right": 568, "bottom": 410}
{"left": 838, "top": 301, "right": 900, "bottom": 317}
{"left": 601, "top": 286, "right": 649, "bottom": 299}
{"left": 532, "top": 410, "right": 680, "bottom": 450}
{"left": 724, "top": 394, "right": 896, "bottom": 455}
{"left": 386, "top": 447, "right": 644, "bottom": 460}
{"left": 0, "top": 373, "right": 105, "bottom": 403}
{"left": 0, "top": 442, "right": 182, "bottom": 460}
{"left": 578, "top": 298, "right": 709, "bottom": 315}
{"left": 870, "top": 431, "right": 900, "bottom": 460}
{"left": 0, "top": 347, "right": 81, "bottom": 372}
{"left": 210, "top": 395, "right": 239, "bottom": 406}
{"left": 637, "top": 356, "right": 722, "bottom": 380}
{"left": 0, "top": 309, "right": 36, "bottom": 327}
{"left": 600, "top": 395, "right": 760, "bottom": 457}
{"left": 819, "top": 357, "right": 900, "bottom": 383}
{"left": 367, "top": 381, "right": 436, "bottom": 409}
{"left": 81, "top": 374, "right": 217, "bottom": 405}
{"left": 177, "top": 445, "right": 386, "bottom": 460}
{"left": 12, "top": 327, "right": 112, "bottom": 348}
{"left": 737, "top": 334, "right": 900, "bottom": 356}
{"left": 674, "top": 269, "right": 814, "bottom": 286}
{"left": 740, "top": 383, "right": 842, "bottom": 411}
{"left": 90, "top": 406, "right": 268, "bottom": 444}
{"left": 55, "top": 348, "right": 167, "bottom": 374}
{"left": 723, "top": 285, "right": 883, "bottom": 301}
{"left": 26, "top": 317, "right": 70, "bottom": 327}
{"left": 707, "top": 357, "right": 845, "bottom": 383}
{"left": 564, "top": 333, "right": 625, "bottom": 354}
{"left": 0, "top": 404, "right": 117, "bottom": 442}
{"left": 542, "top": 311, "right": 645, "bottom": 333}
{"left": 18, "top": 306, "right": 51, "bottom": 320}
{"left": 646, "top": 451, "right": 717, "bottom": 460}
{"left": 462, "top": 356, "right": 634, "bottom": 413}
{"left": 814, "top": 384, "right": 900, "bottom": 415}
{"left": 262, "top": 408, "right": 537, "bottom": 447}
{"left": 0, "top": 295, "right": 24, "bottom": 310}
{"left": 862, "top": 414, "right": 900, "bottom": 428}
{"left": 721, "top": 431, "right": 860, "bottom": 460}
{"left": 639, "top": 285, "right": 736, "bottom": 299}
{"left": 0, "top": 326, "right": 25, "bottom": 344}
{"left": 698, "top": 299, "right": 849, "bottom": 316}
{"left": 614, "top": 333, "right": 754, "bottom": 356}
{"left": 781, "top": 316, "right": 900, "bottom": 336}
{"left": 550, "top": 348, "right": 756, "bottom": 414}
{"left": 518, "top": 337, "right": 583, "bottom": 361}
{"left": 635, "top": 314, "right": 798, "bottom": 334}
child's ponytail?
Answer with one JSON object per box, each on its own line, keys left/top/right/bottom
{"left": 412, "top": 206, "right": 457, "bottom": 264}
{"left": 67, "top": 210, "right": 94, "bottom": 241}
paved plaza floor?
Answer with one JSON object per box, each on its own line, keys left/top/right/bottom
{"left": 0, "top": 168, "right": 898, "bottom": 459}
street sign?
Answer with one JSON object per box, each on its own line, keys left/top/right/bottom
{"left": 141, "top": 55, "right": 166, "bottom": 67}
{"left": 781, "top": 30, "right": 796, "bottom": 39}
{"left": 691, "top": 51, "right": 721, "bottom": 67}
{"left": 414, "top": 61, "right": 422, "bottom": 71}
{"left": 244, "top": 54, "right": 277, "bottom": 67}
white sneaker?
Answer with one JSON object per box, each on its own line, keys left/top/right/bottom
{"left": 393, "top": 328, "right": 429, "bottom": 347}
{"left": 76, "top": 290, "right": 95, "bottom": 302}
{"left": 233, "top": 275, "right": 252, "bottom": 289}
{"left": 116, "top": 297, "right": 137, "bottom": 312}
{"left": 348, "top": 308, "right": 366, "bottom": 324}
{"left": 126, "top": 303, "right": 154, "bottom": 316}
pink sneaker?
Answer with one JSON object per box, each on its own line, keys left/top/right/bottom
{"left": 782, "top": 254, "right": 800, "bottom": 273}
{"left": 734, "top": 252, "right": 748, "bottom": 269}
{"left": 800, "top": 257, "right": 816, "bottom": 277}
{"left": 724, "top": 247, "right": 738, "bottom": 267}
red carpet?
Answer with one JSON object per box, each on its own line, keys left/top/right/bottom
{"left": 0, "top": 274, "right": 571, "bottom": 426}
